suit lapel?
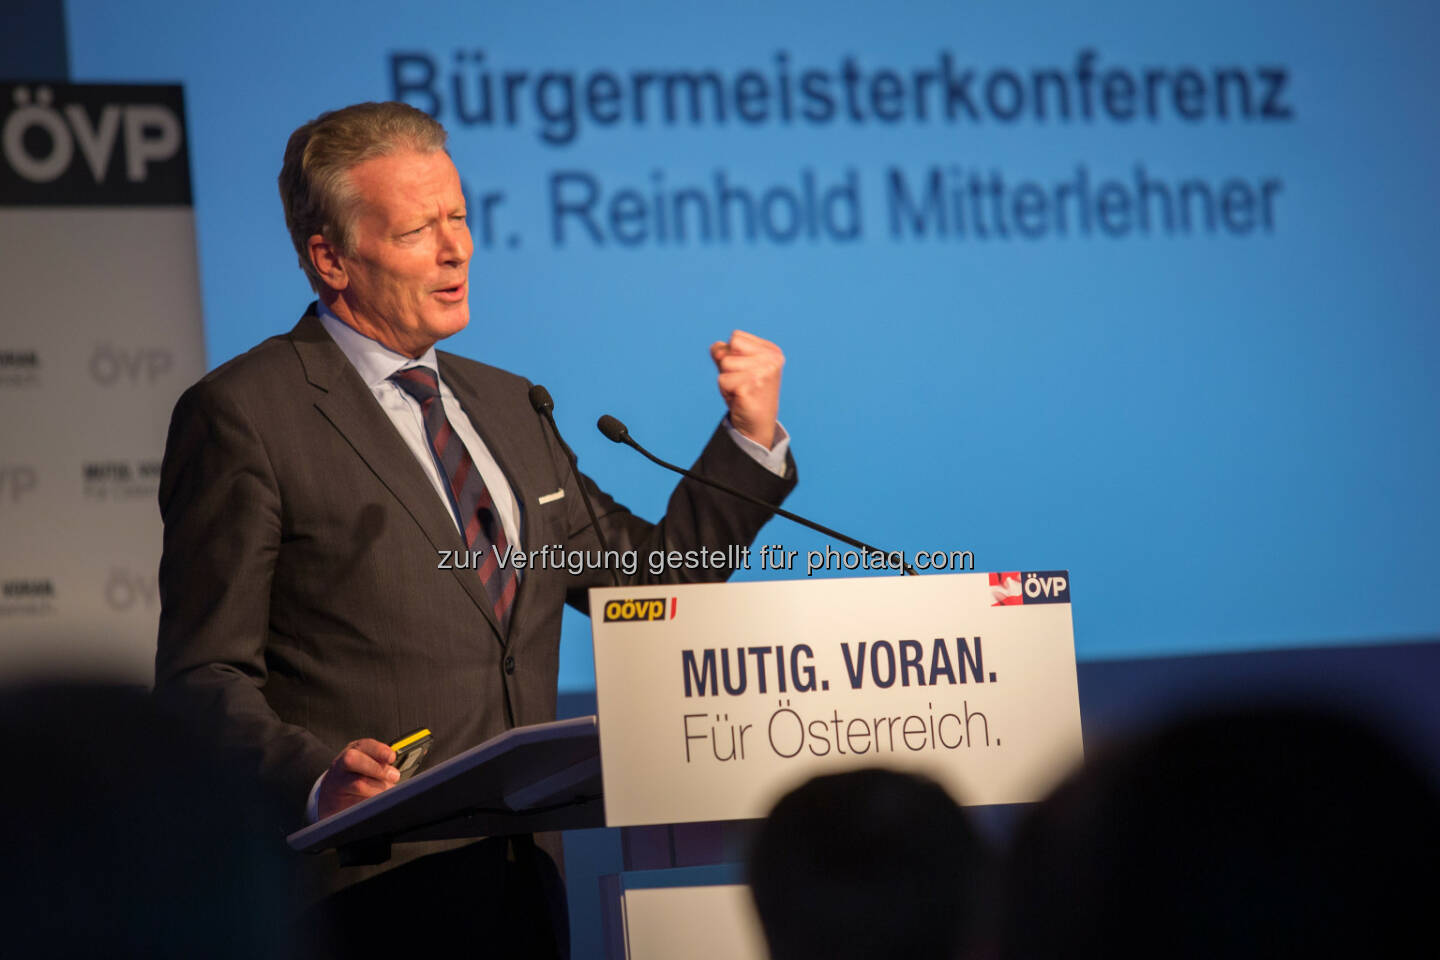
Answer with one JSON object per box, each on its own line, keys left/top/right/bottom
{"left": 288, "top": 310, "right": 505, "bottom": 642}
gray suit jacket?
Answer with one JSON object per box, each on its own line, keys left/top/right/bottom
{"left": 154, "top": 308, "right": 796, "bottom": 897}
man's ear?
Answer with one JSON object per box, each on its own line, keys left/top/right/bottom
{"left": 308, "top": 234, "right": 349, "bottom": 290}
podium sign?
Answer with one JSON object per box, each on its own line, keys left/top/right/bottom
{"left": 591, "top": 571, "right": 1084, "bottom": 826}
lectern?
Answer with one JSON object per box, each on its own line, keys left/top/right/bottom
{"left": 289, "top": 571, "right": 1084, "bottom": 959}
{"left": 287, "top": 714, "right": 605, "bottom": 865}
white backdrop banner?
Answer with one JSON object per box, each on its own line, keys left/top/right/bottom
{"left": 591, "top": 571, "right": 1083, "bottom": 826}
{"left": 0, "top": 83, "right": 205, "bottom": 682}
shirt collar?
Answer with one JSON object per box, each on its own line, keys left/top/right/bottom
{"left": 315, "top": 300, "right": 442, "bottom": 389}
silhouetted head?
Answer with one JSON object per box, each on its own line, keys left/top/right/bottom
{"left": 0, "top": 682, "right": 290, "bottom": 958}
{"left": 749, "top": 767, "right": 992, "bottom": 960}
{"left": 1000, "top": 703, "right": 1439, "bottom": 959}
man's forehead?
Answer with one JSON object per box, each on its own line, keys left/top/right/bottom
{"left": 349, "top": 148, "right": 462, "bottom": 214}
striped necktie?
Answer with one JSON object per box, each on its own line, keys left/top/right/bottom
{"left": 390, "top": 365, "right": 517, "bottom": 634}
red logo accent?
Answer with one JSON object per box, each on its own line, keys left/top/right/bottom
{"left": 989, "top": 572, "right": 1023, "bottom": 606}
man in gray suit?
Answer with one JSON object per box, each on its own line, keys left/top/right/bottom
{"left": 154, "top": 101, "right": 794, "bottom": 954}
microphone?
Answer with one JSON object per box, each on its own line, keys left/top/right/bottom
{"left": 596, "top": 415, "right": 916, "bottom": 575}
{"left": 529, "top": 386, "right": 619, "bottom": 586}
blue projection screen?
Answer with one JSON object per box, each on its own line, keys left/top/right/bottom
{"left": 65, "top": 0, "right": 1440, "bottom": 689}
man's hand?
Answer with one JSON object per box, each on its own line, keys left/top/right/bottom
{"left": 710, "top": 330, "right": 784, "bottom": 449}
{"left": 317, "top": 739, "right": 400, "bottom": 820}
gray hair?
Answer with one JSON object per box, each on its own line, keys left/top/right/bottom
{"left": 278, "top": 101, "right": 448, "bottom": 292}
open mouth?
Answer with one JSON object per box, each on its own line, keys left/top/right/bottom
{"left": 433, "top": 282, "right": 466, "bottom": 302}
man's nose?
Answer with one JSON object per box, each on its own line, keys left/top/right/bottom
{"left": 438, "top": 219, "right": 472, "bottom": 264}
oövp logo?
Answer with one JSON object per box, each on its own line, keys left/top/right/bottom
{"left": 602, "top": 596, "right": 677, "bottom": 622}
{"left": 1, "top": 84, "right": 192, "bottom": 205}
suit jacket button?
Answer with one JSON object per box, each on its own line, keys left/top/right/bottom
{"left": 504, "top": 655, "right": 516, "bottom": 674}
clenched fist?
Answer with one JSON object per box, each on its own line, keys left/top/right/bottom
{"left": 710, "top": 330, "right": 784, "bottom": 449}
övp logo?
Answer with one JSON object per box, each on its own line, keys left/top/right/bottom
{"left": 89, "top": 341, "right": 174, "bottom": 385}
{"left": 1, "top": 84, "right": 191, "bottom": 205}
{"left": 105, "top": 567, "right": 158, "bottom": 612}
{"left": 4, "top": 86, "right": 178, "bottom": 183}
{"left": 990, "top": 570, "right": 1070, "bottom": 606}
